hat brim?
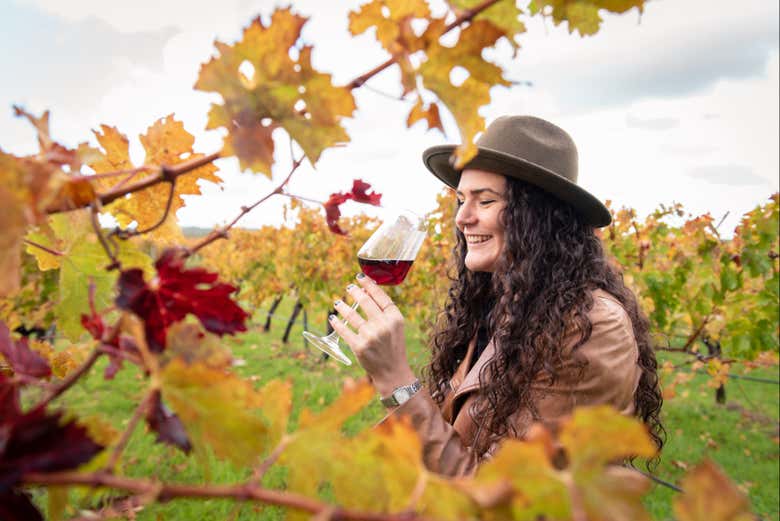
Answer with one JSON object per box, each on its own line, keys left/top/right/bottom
{"left": 422, "top": 145, "right": 612, "bottom": 227}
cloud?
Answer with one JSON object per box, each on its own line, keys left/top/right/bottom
{"left": 626, "top": 114, "right": 679, "bottom": 131}
{"left": 686, "top": 164, "right": 770, "bottom": 186}
{"left": 499, "top": 0, "right": 779, "bottom": 113}
{"left": 1, "top": 2, "right": 176, "bottom": 115}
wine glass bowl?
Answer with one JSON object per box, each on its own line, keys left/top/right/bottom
{"left": 357, "top": 210, "right": 427, "bottom": 286}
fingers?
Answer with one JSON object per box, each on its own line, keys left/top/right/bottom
{"left": 328, "top": 311, "right": 360, "bottom": 347}
{"left": 333, "top": 299, "right": 366, "bottom": 330}
{"left": 355, "top": 274, "right": 395, "bottom": 312}
{"left": 346, "top": 282, "right": 383, "bottom": 318}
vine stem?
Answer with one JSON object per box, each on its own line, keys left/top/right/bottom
{"left": 681, "top": 315, "right": 711, "bottom": 352}
{"left": 103, "top": 390, "right": 157, "bottom": 473}
{"left": 185, "top": 153, "right": 305, "bottom": 257}
{"left": 22, "top": 239, "right": 65, "bottom": 257}
{"left": 45, "top": 151, "right": 222, "bottom": 215}
{"left": 22, "top": 471, "right": 433, "bottom": 521}
{"left": 35, "top": 349, "right": 102, "bottom": 409}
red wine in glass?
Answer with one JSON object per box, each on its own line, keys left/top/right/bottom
{"left": 357, "top": 258, "right": 414, "bottom": 286}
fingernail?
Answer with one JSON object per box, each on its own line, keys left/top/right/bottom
{"left": 356, "top": 273, "right": 365, "bottom": 279}
{"left": 334, "top": 300, "right": 343, "bottom": 307}
{"left": 328, "top": 314, "right": 336, "bottom": 321}
{"left": 346, "top": 284, "right": 356, "bottom": 291}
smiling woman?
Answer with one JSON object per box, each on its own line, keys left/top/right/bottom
{"left": 329, "top": 115, "right": 665, "bottom": 477}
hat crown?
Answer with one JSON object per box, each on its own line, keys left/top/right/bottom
{"left": 476, "top": 116, "right": 578, "bottom": 183}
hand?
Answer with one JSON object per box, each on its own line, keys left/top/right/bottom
{"left": 330, "top": 274, "right": 416, "bottom": 397}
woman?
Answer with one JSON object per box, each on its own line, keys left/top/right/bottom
{"left": 330, "top": 116, "right": 664, "bottom": 477}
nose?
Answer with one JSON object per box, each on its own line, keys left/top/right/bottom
{"left": 455, "top": 201, "right": 476, "bottom": 230}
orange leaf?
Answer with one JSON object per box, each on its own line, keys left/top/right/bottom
{"left": 674, "top": 460, "right": 754, "bottom": 521}
{"left": 407, "top": 98, "right": 444, "bottom": 133}
{"left": 196, "top": 8, "right": 355, "bottom": 174}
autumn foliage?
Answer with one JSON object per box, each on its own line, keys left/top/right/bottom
{"left": 0, "top": 0, "right": 772, "bottom": 519}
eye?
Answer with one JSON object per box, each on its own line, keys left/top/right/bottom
{"left": 456, "top": 199, "right": 464, "bottom": 207}
{"left": 479, "top": 200, "right": 495, "bottom": 207}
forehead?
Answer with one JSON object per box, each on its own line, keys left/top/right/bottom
{"left": 456, "top": 169, "right": 507, "bottom": 193}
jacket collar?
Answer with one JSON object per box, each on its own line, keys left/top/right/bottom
{"left": 450, "top": 335, "right": 496, "bottom": 401}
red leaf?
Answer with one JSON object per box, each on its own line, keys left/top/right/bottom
{"left": 323, "top": 193, "right": 350, "bottom": 235}
{"left": 350, "top": 179, "right": 382, "bottom": 206}
{"left": 80, "top": 281, "right": 106, "bottom": 341}
{"left": 145, "top": 390, "right": 191, "bottom": 454}
{"left": 0, "top": 489, "right": 43, "bottom": 521}
{"left": 322, "top": 179, "right": 382, "bottom": 235}
{"left": 0, "top": 375, "right": 20, "bottom": 420}
{"left": 0, "top": 376, "right": 103, "bottom": 491}
{"left": 0, "top": 322, "right": 51, "bottom": 379}
{"left": 116, "top": 249, "right": 249, "bottom": 351}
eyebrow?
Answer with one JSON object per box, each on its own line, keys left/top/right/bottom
{"left": 455, "top": 188, "right": 504, "bottom": 197}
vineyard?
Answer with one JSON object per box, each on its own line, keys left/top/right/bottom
{"left": 1, "top": 0, "right": 778, "bottom": 519}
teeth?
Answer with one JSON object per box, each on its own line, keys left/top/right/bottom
{"left": 466, "top": 234, "right": 491, "bottom": 244}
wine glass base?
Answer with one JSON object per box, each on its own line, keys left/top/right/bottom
{"left": 302, "top": 331, "right": 353, "bottom": 366}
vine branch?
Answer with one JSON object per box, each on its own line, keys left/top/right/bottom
{"left": 23, "top": 471, "right": 433, "bottom": 521}
{"left": 45, "top": 151, "right": 222, "bottom": 215}
{"left": 22, "top": 239, "right": 65, "bottom": 257}
{"left": 103, "top": 390, "right": 157, "bottom": 473}
{"left": 35, "top": 348, "right": 102, "bottom": 409}
{"left": 185, "top": 152, "right": 305, "bottom": 257}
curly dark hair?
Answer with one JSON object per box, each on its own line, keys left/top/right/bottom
{"left": 423, "top": 177, "right": 665, "bottom": 467}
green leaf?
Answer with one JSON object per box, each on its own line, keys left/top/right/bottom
{"left": 56, "top": 234, "right": 152, "bottom": 340}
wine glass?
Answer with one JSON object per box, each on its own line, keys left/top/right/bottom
{"left": 302, "top": 209, "right": 426, "bottom": 365}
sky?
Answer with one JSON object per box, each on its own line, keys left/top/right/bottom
{"left": 1, "top": 0, "right": 778, "bottom": 237}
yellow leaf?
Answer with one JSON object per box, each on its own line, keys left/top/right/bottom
{"left": 560, "top": 406, "right": 657, "bottom": 521}
{"left": 89, "top": 117, "right": 221, "bottom": 242}
{"left": 196, "top": 8, "right": 355, "bottom": 174}
{"left": 330, "top": 417, "right": 423, "bottom": 512}
{"left": 298, "top": 378, "right": 375, "bottom": 430}
{"left": 419, "top": 19, "right": 510, "bottom": 167}
{"left": 471, "top": 438, "right": 570, "bottom": 520}
{"left": 280, "top": 379, "right": 375, "bottom": 520}
{"left": 674, "top": 460, "right": 754, "bottom": 521}
{"left": 534, "top": 0, "right": 644, "bottom": 37}
{"left": 561, "top": 406, "right": 657, "bottom": 469}
{"left": 448, "top": 0, "right": 527, "bottom": 52}
{"left": 160, "top": 358, "right": 274, "bottom": 465}
{"left": 256, "top": 379, "right": 293, "bottom": 449}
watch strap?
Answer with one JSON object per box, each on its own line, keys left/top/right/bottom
{"left": 380, "top": 379, "right": 422, "bottom": 408}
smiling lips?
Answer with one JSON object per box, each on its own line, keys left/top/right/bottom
{"left": 466, "top": 234, "right": 492, "bottom": 244}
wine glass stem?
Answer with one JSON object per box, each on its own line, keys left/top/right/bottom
{"left": 334, "top": 301, "right": 359, "bottom": 336}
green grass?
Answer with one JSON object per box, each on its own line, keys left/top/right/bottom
{"left": 35, "top": 306, "right": 780, "bottom": 520}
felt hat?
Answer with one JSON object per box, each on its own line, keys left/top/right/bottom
{"left": 422, "top": 115, "right": 612, "bottom": 227}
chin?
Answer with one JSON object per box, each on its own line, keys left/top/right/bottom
{"left": 465, "top": 256, "right": 497, "bottom": 273}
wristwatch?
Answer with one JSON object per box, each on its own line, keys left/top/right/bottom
{"left": 380, "top": 379, "right": 422, "bottom": 408}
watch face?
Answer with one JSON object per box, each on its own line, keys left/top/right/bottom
{"left": 395, "top": 389, "right": 411, "bottom": 403}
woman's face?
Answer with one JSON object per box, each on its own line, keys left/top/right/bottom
{"left": 455, "top": 169, "right": 508, "bottom": 273}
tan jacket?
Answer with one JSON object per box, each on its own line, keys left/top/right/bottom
{"left": 389, "top": 289, "right": 641, "bottom": 477}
